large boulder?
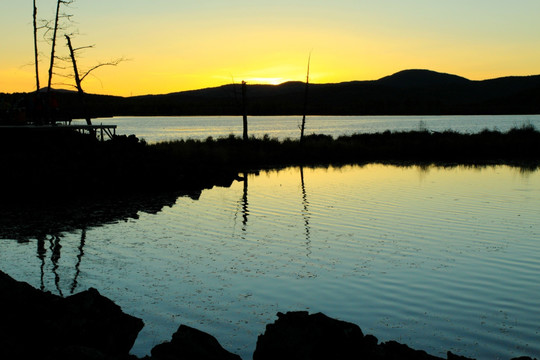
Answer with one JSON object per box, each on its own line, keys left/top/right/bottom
{"left": 253, "top": 311, "right": 376, "bottom": 360}
{"left": 378, "top": 340, "right": 445, "bottom": 359}
{"left": 151, "top": 324, "right": 241, "bottom": 360}
{"left": 253, "top": 311, "right": 465, "bottom": 360}
{"left": 0, "top": 270, "right": 143, "bottom": 360}
{"left": 62, "top": 287, "right": 144, "bottom": 356}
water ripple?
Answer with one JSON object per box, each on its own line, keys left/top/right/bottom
{"left": 1, "top": 165, "right": 539, "bottom": 359}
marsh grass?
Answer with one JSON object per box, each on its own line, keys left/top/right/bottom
{"left": 1, "top": 125, "right": 539, "bottom": 201}
{"left": 148, "top": 124, "right": 540, "bottom": 169}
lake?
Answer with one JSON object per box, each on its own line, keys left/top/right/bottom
{"left": 78, "top": 114, "right": 540, "bottom": 143}
{"left": 1, "top": 164, "right": 539, "bottom": 359}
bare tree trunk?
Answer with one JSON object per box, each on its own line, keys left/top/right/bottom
{"left": 66, "top": 35, "right": 91, "bottom": 125}
{"left": 242, "top": 80, "right": 248, "bottom": 141}
{"left": 300, "top": 53, "right": 311, "bottom": 142}
{"left": 32, "top": 0, "right": 42, "bottom": 124}
{"left": 46, "top": 0, "right": 62, "bottom": 124}
{"left": 47, "top": 0, "right": 61, "bottom": 91}
{"left": 33, "top": 0, "right": 40, "bottom": 92}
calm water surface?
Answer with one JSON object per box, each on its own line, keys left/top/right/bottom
{"left": 80, "top": 114, "right": 540, "bottom": 143}
{"left": 1, "top": 164, "right": 539, "bottom": 359}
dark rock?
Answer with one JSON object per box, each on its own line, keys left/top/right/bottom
{"left": 54, "top": 346, "right": 117, "bottom": 360}
{"left": 379, "top": 340, "right": 442, "bottom": 359}
{"left": 0, "top": 270, "right": 143, "bottom": 360}
{"left": 1, "top": 269, "right": 536, "bottom": 360}
{"left": 151, "top": 324, "right": 241, "bottom": 360}
{"left": 62, "top": 287, "right": 144, "bottom": 356}
{"left": 447, "top": 350, "right": 476, "bottom": 359}
{"left": 253, "top": 311, "right": 538, "bottom": 360}
{"left": 253, "top": 311, "right": 373, "bottom": 360}
{"left": 253, "top": 311, "right": 478, "bottom": 360}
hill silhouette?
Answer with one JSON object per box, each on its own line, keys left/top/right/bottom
{"left": 378, "top": 69, "right": 471, "bottom": 88}
{"left": 2, "top": 69, "right": 540, "bottom": 118}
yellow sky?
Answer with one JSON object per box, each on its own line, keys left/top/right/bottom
{"left": 1, "top": 0, "right": 540, "bottom": 96}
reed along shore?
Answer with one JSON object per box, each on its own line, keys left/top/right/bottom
{"left": 1, "top": 124, "right": 539, "bottom": 202}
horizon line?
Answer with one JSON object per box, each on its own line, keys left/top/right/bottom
{"left": 5, "top": 68, "right": 540, "bottom": 98}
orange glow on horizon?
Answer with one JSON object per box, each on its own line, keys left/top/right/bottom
{"left": 244, "top": 78, "right": 291, "bottom": 86}
{"left": 2, "top": 1, "right": 540, "bottom": 97}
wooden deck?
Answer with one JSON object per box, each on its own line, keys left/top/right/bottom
{"left": 0, "top": 124, "right": 117, "bottom": 141}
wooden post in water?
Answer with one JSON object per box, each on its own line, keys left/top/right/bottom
{"left": 300, "top": 53, "right": 311, "bottom": 142}
{"left": 65, "top": 35, "right": 92, "bottom": 126}
{"left": 242, "top": 81, "right": 248, "bottom": 141}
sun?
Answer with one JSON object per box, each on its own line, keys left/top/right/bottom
{"left": 244, "top": 77, "right": 291, "bottom": 85}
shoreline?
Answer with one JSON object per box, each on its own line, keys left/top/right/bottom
{"left": 1, "top": 126, "right": 539, "bottom": 359}
{"left": 1, "top": 125, "right": 539, "bottom": 203}
{"left": 0, "top": 270, "right": 536, "bottom": 360}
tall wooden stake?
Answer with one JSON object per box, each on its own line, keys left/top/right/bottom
{"left": 66, "top": 35, "right": 91, "bottom": 125}
{"left": 242, "top": 80, "right": 248, "bottom": 141}
{"left": 300, "top": 53, "right": 311, "bottom": 142}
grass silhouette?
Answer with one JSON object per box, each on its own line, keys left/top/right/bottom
{"left": 1, "top": 124, "right": 539, "bottom": 202}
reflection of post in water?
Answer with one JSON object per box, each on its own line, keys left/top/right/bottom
{"left": 37, "top": 236, "right": 46, "bottom": 291}
{"left": 70, "top": 228, "right": 86, "bottom": 294}
{"left": 49, "top": 234, "right": 64, "bottom": 297}
{"left": 233, "top": 173, "right": 249, "bottom": 236}
{"left": 241, "top": 173, "right": 249, "bottom": 232}
{"left": 300, "top": 167, "right": 312, "bottom": 257}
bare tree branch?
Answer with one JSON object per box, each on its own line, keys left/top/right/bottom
{"left": 80, "top": 58, "right": 126, "bottom": 83}
{"left": 35, "top": 0, "right": 125, "bottom": 98}
{"left": 73, "top": 45, "right": 95, "bottom": 52}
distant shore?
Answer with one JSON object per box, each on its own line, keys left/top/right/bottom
{"left": 3, "top": 70, "right": 540, "bottom": 119}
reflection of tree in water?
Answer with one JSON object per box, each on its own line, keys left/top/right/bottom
{"left": 37, "top": 237, "right": 46, "bottom": 291}
{"left": 1, "top": 192, "right": 182, "bottom": 296}
{"left": 0, "top": 192, "right": 180, "bottom": 242}
{"left": 35, "top": 231, "right": 85, "bottom": 296}
{"left": 70, "top": 229, "right": 86, "bottom": 294}
{"left": 49, "top": 234, "right": 63, "bottom": 297}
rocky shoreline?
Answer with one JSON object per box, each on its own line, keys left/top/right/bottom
{"left": 0, "top": 270, "right": 536, "bottom": 360}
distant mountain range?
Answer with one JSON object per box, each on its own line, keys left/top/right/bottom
{"left": 4, "top": 69, "right": 540, "bottom": 117}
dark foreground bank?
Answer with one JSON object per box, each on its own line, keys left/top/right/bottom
{"left": 0, "top": 270, "right": 536, "bottom": 360}
{"left": 1, "top": 125, "right": 539, "bottom": 202}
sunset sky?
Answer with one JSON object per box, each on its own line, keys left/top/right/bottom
{"left": 2, "top": 0, "right": 540, "bottom": 96}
